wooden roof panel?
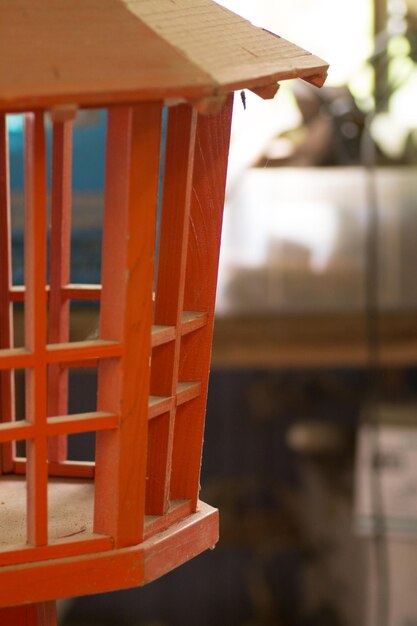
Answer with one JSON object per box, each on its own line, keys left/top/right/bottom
{"left": 126, "top": 0, "right": 328, "bottom": 90}
{"left": 0, "top": 0, "right": 328, "bottom": 110}
{"left": 0, "top": 0, "right": 213, "bottom": 110}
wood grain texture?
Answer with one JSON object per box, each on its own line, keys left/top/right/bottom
{"left": 94, "top": 103, "right": 162, "bottom": 547}
{"left": 47, "top": 118, "right": 73, "bottom": 463}
{"left": 148, "top": 104, "right": 197, "bottom": 515}
{"left": 24, "top": 113, "right": 48, "bottom": 547}
{"left": 0, "top": 501, "right": 218, "bottom": 608}
{"left": 0, "top": 0, "right": 327, "bottom": 112}
{"left": 0, "top": 602, "right": 57, "bottom": 626}
{"left": 171, "top": 94, "right": 234, "bottom": 509}
{"left": 127, "top": 0, "right": 329, "bottom": 91}
{"left": 0, "top": 113, "right": 15, "bottom": 472}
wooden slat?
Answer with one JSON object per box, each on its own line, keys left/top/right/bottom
{"left": 143, "top": 499, "right": 192, "bottom": 540}
{"left": 47, "top": 117, "right": 73, "bottom": 463}
{"left": 0, "top": 412, "right": 118, "bottom": 442}
{"left": 62, "top": 284, "right": 101, "bottom": 300}
{"left": 46, "top": 340, "right": 122, "bottom": 363}
{"left": 9, "top": 286, "right": 26, "bottom": 302}
{"left": 176, "top": 381, "right": 201, "bottom": 406}
{"left": 0, "top": 420, "right": 34, "bottom": 443}
{"left": 24, "top": 112, "right": 48, "bottom": 547}
{"left": 148, "top": 396, "right": 173, "bottom": 420}
{"left": 9, "top": 284, "right": 102, "bottom": 303}
{"left": 0, "top": 113, "right": 15, "bottom": 472}
{"left": 94, "top": 103, "right": 162, "bottom": 547}
{"left": 171, "top": 94, "right": 234, "bottom": 509}
{"left": 0, "top": 534, "right": 113, "bottom": 568}
{"left": 151, "top": 324, "right": 176, "bottom": 348}
{"left": 147, "top": 104, "right": 197, "bottom": 515}
{"left": 14, "top": 459, "right": 95, "bottom": 479}
{"left": 181, "top": 311, "right": 207, "bottom": 335}
{"left": 0, "top": 347, "right": 34, "bottom": 370}
{"left": 46, "top": 411, "right": 118, "bottom": 436}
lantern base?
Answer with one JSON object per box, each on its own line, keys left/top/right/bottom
{"left": 0, "top": 493, "right": 218, "bottom": 608}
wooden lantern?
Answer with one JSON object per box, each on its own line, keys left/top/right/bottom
{"left": 0, "top": 1, "right": 328, "bottom": 624}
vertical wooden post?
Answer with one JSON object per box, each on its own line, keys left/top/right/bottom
{"left": 171, "top": 94, "right": 234, "bottom": 509}
{"left": 148, "top": 104, "right": 197, "bottom": 515}
{"left": 0, "top": 113, "right": 15, "bottom": 472}
{"left": 0, "top": 601, "right": 57, "bottom": 626}
{"left": 94, "top": 103, "right": 162, "bottom": 547}
{"left": 24, "top": 112, "right": 48, "bottom": 546}
{"left": 47, "top": 116, "right": 73, "bottom": 462}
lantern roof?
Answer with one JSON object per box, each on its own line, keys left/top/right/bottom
{"left": 0, "top": 0, "right": 328, "bottom": 112}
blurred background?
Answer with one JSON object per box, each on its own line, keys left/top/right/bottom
{"left": 7, "top": 0, "right": 417, "bottom": 624}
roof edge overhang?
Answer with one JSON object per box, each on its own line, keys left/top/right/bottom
{"left": 0, "top": 0, "right": 329, "bottom": 113}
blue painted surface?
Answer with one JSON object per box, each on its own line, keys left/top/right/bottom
{"left": 9, "top": 108, "right": 166, "bottom": 286}
{"left": 9, "top": 111, "right": 107, "bottom": 284}
{"left": 8, "top": 111, "right": 107, "bottom": 192}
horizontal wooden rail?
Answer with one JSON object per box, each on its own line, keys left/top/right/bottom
{"left": 10, "top": 284, "right": 102, "bottom": 303}
{"left": 14, "top": 459, "right": 95, "bottom": 479}
{"left": 0, "top": 347, "right": 34, "bottom": 369}
{"left": 0, "top": 412, "right": 118, "bottom": 443}
{"left": 46, "top": 412, "right": 118, "bottom": 436}
{"left": 151, "top": 311, "right": 207, "bottom": 349}
{"left": 148, "top": 381, "right": 201, "bottom": 420}
{"left": 0, "top": 534, "right": 113, "bottom": 569}
{"left": 46, "top": 340, "right": 122, "bottom": 363}
{"left": 0, "top": 420, "right": 34, "bottom": 442}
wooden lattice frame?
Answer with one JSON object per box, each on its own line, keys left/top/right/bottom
{"left": 0, "top": 96, "right": 233, "bottom": 606}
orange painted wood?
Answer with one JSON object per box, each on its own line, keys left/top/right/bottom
{"left": 47, "top": 117, "right": 73, "bottom": 463}
{"left": 153, "top": 105, "right": 197, "bottom": 330}
{"left": 143, "top": 499, "right": 192, "bottom": 540}
{"left": 142, "top": 501, "right": 219, "bottom": 584}
{"left": 24, "top": 112, "right": 48, "bottom": 547}
{"left": 46, "top": 339, "right": 122, "bottom": 363}
{"left": 94, "top": 103, "right": 162, "bottom": 547}
{"left": 9, "top": 284, "right": 102, "bottom": 303}
{"left": 148, "top": 396, "right": 174, "bottom": 421}
{"left": 46, "top": 411, "right": 118, "bottom": 437}
{"left": 0, "top": 347, "right": 34, "bottom": 370}
{"left": 0, "top": 341, "right": 120, "bottom": 369}
{"left": 0, "top": 501, "right": 217, "bottom": 608}
{"left": 0, "top": 535, "right": 113, "bottom": 569}
{"left": 0, "top": 602, "right": 57, "bottom": 626}
{"left": 14, "top": 459, "right": 95, "bottom": 479}
{"left": 148, "top": 104, "right": 197, "bottom": 515}
{"left": 181, "top": 311, "right": 208, "bottom": 335}
{"left": 146, "top": 412, "right": 170, "bottom": 514}
{"left": 62, "top": 284, "right": 101, "bottom": 300}
{"left": 171, "top": 94, "right": 234, "bottom": 509}
{"left": 151, "top": 313, "right": 206, "bottom": 347}
{"left": 0, "top": 113, "right": 15, "bottom": 472}
{"left": 151, "top": 324, "right": 176, "bottom": 348}
{"left": 0, "top": 420, "right": 34, "bottom": 443}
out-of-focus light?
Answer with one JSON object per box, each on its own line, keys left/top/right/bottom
{"left": 388, "top": 15, "right": 407, "bottom": 35}
{"left": 6, "top": 115, "right": 23, "bottom": 134}
{"left": 371, "top": 112, "right": 409, "bottom": 158}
